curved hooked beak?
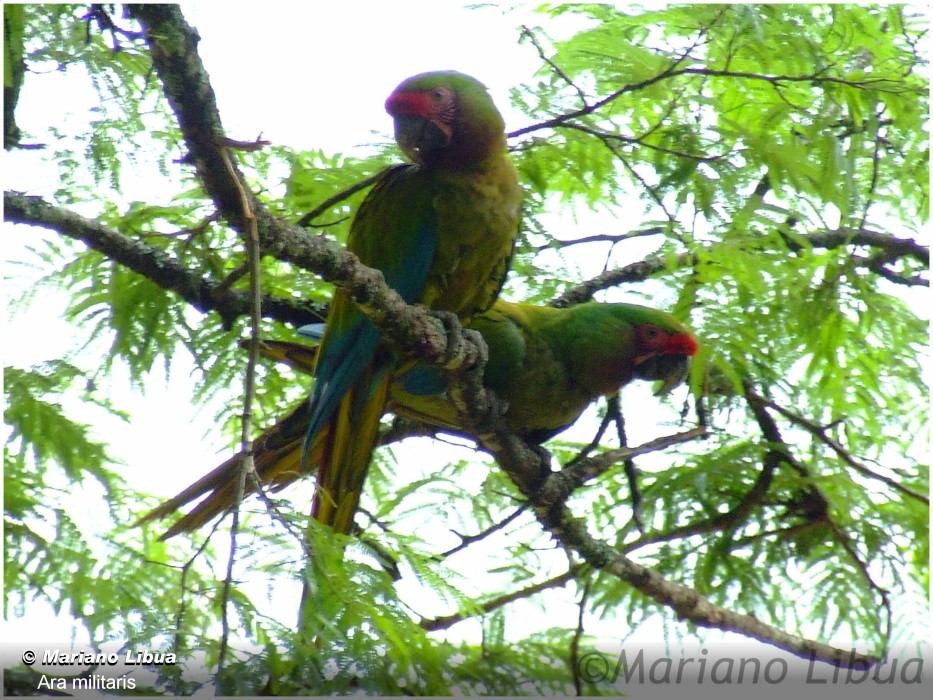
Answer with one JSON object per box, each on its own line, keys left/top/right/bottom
{"left": 635, "top": 354, "right": 692, "bottom": 396}
{"left": 393, "top": 114, "right": 452, "bottom": 164}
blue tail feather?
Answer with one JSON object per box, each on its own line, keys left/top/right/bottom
{"left": 302, "top": 318, "right": 382, "bottom": 459}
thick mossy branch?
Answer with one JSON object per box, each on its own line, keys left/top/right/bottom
{"left": 3, "top": 192, "right": 325, "bottom": 329}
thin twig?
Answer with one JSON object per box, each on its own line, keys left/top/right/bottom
{"left": 570, "top": 576, "right": 592, "bottom": 695}
{"left": 440, "top": 505, "right": 529, "bottom": 558}
{"left": 624, "top": 459, "right": 775, "bottom": 554}
{"left": 217, "top": 146, "right": 262, "bottom": 675}
{"left": 519, "top": 25, "right": 589, "bottom": 107}
{"left": 746, "top": 388, "right": 929, "bottom": 505}
{"left": 742, "top": 382, "right": 892, "bottom": 658}
{"left": 221, "top": 134, "right": 271, "bottom": 152}
{"left": 508, "top": 10, "right": 723, "bottom": 140}
{"left": 537, "top": 427, "right": 709, "bottom": 512}
{"left": 509, "top": 66, "right": 916, "bottom": 140}
{"left": 557, "top": 119, "right": 724, "bottom": 163}
{"left": 612, "top": 399, "right": 644, "bottom": 533}
{"left": 171, "top": 536, "right": 212, "bottom": 659}
{"left": 296, "top": 169, "right": 388, "bottom": 228}
{"left": 563, "top": 403, "right": 617, "bottom": 470}
{"left": 858, "top": 105, "right": 886, "bottom": 233}
{"left": 419, "top": 566, "right": 581, "bottom": 632}
{"left": 825, "top": 519, "right": 894, "bottom": 654}
{"left": 535, "top": 226, "right": 666, "bottom": 252}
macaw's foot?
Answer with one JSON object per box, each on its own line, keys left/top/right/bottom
{"left": 429, "top": 310, "right": 488, "bottom": 372}
{"left": 461, "top": 327, "right": 489, "bottom": 371}
{"left": 470, "top": 381, "right": 510, "bottom": 437}
{"left": 527, "top": 442, "right": 554, "bottom": 474}
{"left": 429, "top": 316, "right": 504, "bottom": 434}
{"left": 427, "top": 310, "right": 462, "bottom": 368}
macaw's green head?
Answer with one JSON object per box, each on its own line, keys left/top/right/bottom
{"left": 620, "top": 305, "right": 699, "bottom": 395}
{"left": 385, "top": 70, "right": 506, "bottom": 169}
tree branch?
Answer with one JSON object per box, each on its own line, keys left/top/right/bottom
{"left": 536, "top": 427, "right": 708, "bottom": 513}
{"left": 624, "top": 457, "right": 776, "bottom": 553}
{"left": 459, "top": 403, "right": 876, "bottom": 667}
{"left": 509, "top": 13, "right": 721, "bottom": 140}
{"left": 742, "top": 382, "right": 892, "bottom": 656}
{"left": 784, "top": 227, "right": 929, "bottom": 266}
{"left": 440, "top": 505, "right": 529, "bottom": 559}
{"left": 570, "top": 575, "right": 592, "bottom": 696}
{"left": 552, "top": 225, "right": 928, "bottom": 306}
{"left": 536, "top": 226, "right": 667, "bottom": 252}
{"left": 510, "top": 63, "right": 918, "bottom": 141}
{"left": 420, "top": 566, "right": 581, "bottom": 632}
{"left": 217, "top": 147, "right": 262, "bottom": 673}
{"left": 4, "top": 192, "right": 326, "bottom": 329}
{"left": 296, "top": 169, "right": 387, "bottom": 229}
{"left": 745, "top": 386, "right": 929, "bottom": 505}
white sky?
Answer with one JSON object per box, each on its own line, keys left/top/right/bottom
{"left": 3, "top": 2, "right": 928, "bottom": 695}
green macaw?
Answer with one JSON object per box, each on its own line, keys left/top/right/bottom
{"left": 142, "top": 300, "right": 698, "bottom": 539}
{"left": 303, "top": 71, "right": 521, "bottom": 534}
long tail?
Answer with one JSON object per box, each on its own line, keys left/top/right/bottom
{"left": 310, "top": 365, "right": 393, "bottom": 535}
{"left": 136, "top": 399, "right": 320, "bottom": 539}
{"left": 138, "top": 341, "right": 395, "bottom": 539}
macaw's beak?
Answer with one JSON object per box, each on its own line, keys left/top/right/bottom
{"left": 635, "top": 353, "right": 692, "bottom": 396}
{"left": 392, "top": 114, "right": 452, "bottom": 165}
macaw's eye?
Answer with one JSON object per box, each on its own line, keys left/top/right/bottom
{"left": 431, "top": 87, "right": 453, "bottom": 104}
{"left": 638, "top": 324, "right": 664, "bottom": 345}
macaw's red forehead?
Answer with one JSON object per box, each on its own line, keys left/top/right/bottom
{"left": 392, "top": 70, "right": 479, "bottom": 92}
{"left": 385, "top": 90, "right": 433, "bottom": 117}
{"left": 385, "top": 70, "right": 486, "bottom": 115}
{"left": 614, "top": 303, "right": 699, "bottom": 357}
{"left": 665, "top": 332, "right": 699, "bottom": 357}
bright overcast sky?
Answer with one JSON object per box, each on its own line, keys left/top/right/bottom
{"left": 189, "top": 1, "right": 547, "bottom": 152}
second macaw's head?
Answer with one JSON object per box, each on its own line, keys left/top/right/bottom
{"left": 632, "top": 333, "right": 698, "bottom": 395}
{"left": 575, "top": 302, "right": 699, "bottom": 397}
{"left": 385, "top": 70, "right": 507, "bottom": 170}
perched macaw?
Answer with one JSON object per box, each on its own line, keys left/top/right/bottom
{"left": 141, "top": 300, "right": 698, "bottom": 538}
{"left": 303, "top": 71, "right": 521, "bottom": 534}
{"left": 393, "top": 300, "right": 698, "bottom": 441}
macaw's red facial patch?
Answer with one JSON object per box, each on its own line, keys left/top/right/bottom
{"left": 386, "top": 86, "right": 456, "bottom": 120}
{"left": 635, "top": 325, "right": 698, "bottom": 358}
{"left": 386, "top": 90, "right": 432, "bottom": 116}
{"left": 666, "top": 331, "right": 698, "bottom": 357}
{"left": 389, "top": 88, "right": 459, "bottom": 160}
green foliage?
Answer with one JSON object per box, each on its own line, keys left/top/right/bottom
{"left": 5, "top": 362, "right": 120, "bottom": 488}
{"left": 3, "top": 5, "right": 25, "bottom": 91}
{"left": 5, "top": 3, "right": 928, "bottom": 696}
{"left": 4, "top": 363, "right": 218, "bottom": 655}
